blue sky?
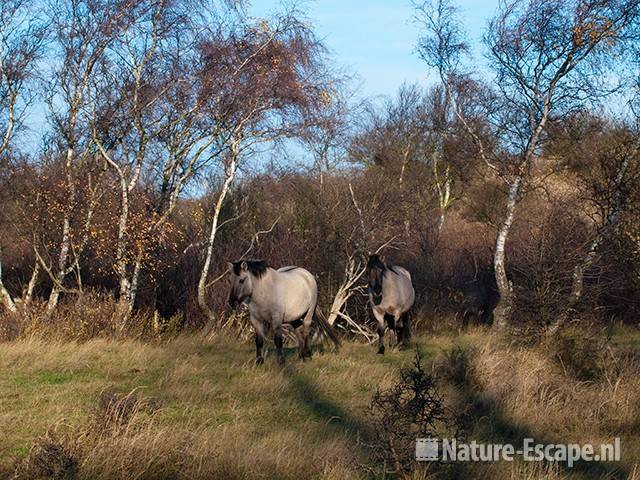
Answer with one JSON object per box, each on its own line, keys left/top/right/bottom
{"left": 249, "top": 0, "right": 501, "bottom": 98}
{"left": 21, "top": 1, "right": 501, "bottom": 152}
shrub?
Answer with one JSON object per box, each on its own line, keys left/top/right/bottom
{"left": 16, "top": 292, "right": 119, "bottom": 340}
{"left": 13, "top": 438, "right": 77, "bottom": 480}
{"left": 370, "top": 349, "right": 451, "bottom": 475}
{"left": 503, "top": 322, "right": 546, "bottom": 348}
{"left": 93, "top": 390, "right": 146, "bottom": 436}
{"left": 548, "top": 327, "right": 608, "bottom": 381}
{"left": 0, "top": 310, "right": 20, "bottom": 341}
{"left": 432, "top": 345, "right": 476, "bottom": 387}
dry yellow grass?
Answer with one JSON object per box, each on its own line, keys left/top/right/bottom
{"left": 1, "top": 335, "right": 430, "bottom": 479}
{"left": 473, "top": 342, "right": 640, "bottom": 441}
{"left": 435, "top": 327, "right": 640, "bottom": 480}
{"left": 0, "top": 328, "right": 638, "bottom": 479}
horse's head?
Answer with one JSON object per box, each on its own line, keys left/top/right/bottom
{"left": 367, "top": 254, "right": 386, "bottom": 306}
{"left": 227, "top": 259, "right": 268, "bottom": 308}
{"left": 228, "top": 261, "right": 254, "bottom": 308}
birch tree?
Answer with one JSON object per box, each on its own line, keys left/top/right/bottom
{"left": 88, "top": 1, "right": 244, "bottom": 329}
{"left": 300, "top": 82, "right": 352, "bottom": 187}
{"left": 42, "top": 0, "right": 133, "bottom": 316}
{"left": 0, "top": 0, "right": 44, "bottom": 313}
{"left": 90, "top": 0, "right": 177, "bottom": 326}
{"left": 350, "top": 84, "right": 463, "bottom": 235}
{"left": 548, "top": 121, "right": 640, "bottom": 332}
{"left": 426, "top": 84, "right": 462, "bottom": 233}
{"left": 416, "top": 0, "right": 640, "bottom": 328}
{"left": 195, "top": 12, "right": 334, "bottom": 327}
{"left": 350, "top": 85, "right": 428, "bottom": 187}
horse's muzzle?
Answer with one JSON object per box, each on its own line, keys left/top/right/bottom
{"left": 372, "top": 293, "right": 383, "bottom": 306}
{"left": 229, "top": 295, "right": 239, "bottom": 309}
{"left": 369, "top": 286, "right": 383, "bottom": 306}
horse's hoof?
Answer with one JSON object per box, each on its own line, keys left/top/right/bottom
{"left": 377, "top": 346, "right": 385, "bottom": 355}
{"left": 255, "top": 357, "right": 264, "bottom": 366}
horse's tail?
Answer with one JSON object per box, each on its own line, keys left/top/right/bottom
{"left": 313, "top": 306, "right": 341, "bottom": 348}
{"left": 399, "top": 309, "right": 412, "bottom": 345}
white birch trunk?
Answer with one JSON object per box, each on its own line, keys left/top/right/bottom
{"left": 198, "top": 142, "right": 240, "bottom": 329}
{"left": 114, "top": 176, "right": 133, "bottom": 327}
{"left": 23, "top": 258, "right": 40, "bottom": 307}
{"left": 492, "top": 174, "right": 522, "bottom": 329}
{"left": 45, "top": 145, "right": 76, "bottom": 317}
{"left": 116, "top": 256, "right": 142, "bottom": 332}
{"left": 399, "top": 150, "right": 409, "bottom": 188}
{"left": 548, "top": 146, "right": 635, "bottom": 334}
{"left": 433, "top": 152, "right": 452, "bottom": 234}
{"left": 0, "top": 256, "right": 17, "bottom": 313}
{"left": 492, "top": 102, "right": 549, "bottom": 329}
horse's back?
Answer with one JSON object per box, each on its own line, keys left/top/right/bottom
{"left": 386, "top": 265, "right": 415, "bottom": 312}
{"left": 277, "top": 265, "right": 316, "bottom": 284}
{"left": 275, "top": 266, "right": 317, "bottom": 321}
{"left": 391, "top": 265, "right": 412, "bottom": 281}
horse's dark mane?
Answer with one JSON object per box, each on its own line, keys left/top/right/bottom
{"left": 367, "top": 254, "right": 386, "bottom": 272}
{"left": 279, "top": 266, "right": 298, "bottom": 273}
{"left": 387, "top": 265, "right": 399, "bottom": 276}
{"left": 368, "top": 255, "right": 403, "bottom": 284}
{"left": 233, "top": 259, "right": 269, "bottom": 278}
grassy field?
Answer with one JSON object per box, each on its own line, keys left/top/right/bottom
{"left": 1, "top": 328, "right": 639, "bottom": 479}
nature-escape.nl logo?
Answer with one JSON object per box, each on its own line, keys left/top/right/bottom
{"left": 416, "top": 438, "right": 621, "bottom": 467}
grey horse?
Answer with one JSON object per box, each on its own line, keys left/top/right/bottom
{"left": 366, "top": 254, "right": 415, "bottom": 354}
{"left": 228, "top": 260, "right": 340, "bottom": 364}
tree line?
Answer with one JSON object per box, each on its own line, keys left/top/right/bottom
{"left": 1, "top": 0, "right": 639, "bottom": 339}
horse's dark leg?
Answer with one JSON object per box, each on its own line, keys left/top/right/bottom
{"left": 391, "top": 313, "right": 403, "bottom": 348}
{"left": 386, "top": 313, "right": 402, "bottom": 349}
{"left": 302, "top": 308, "right": 313, "bottom": 359}
{"left": 292, "top": 319, "right": 306, "bottom": 360}
{"left": 385, "top": 313, "right": 396, "bottom": 331}
{"left": 303, "top": 334, "right": 312, "bottom": 359}
{"left": 371, "top": 309, "right": 386, "bottom": 354}
{"left": 294, "top": 326, "right": 312, "bottom": 360}
{"left": 255, "top": 335, "right": 264, "bottom": 365}
{"left": 273, "top": 320, "right": 285, "bottom": 365}
{"left": 250, "top": 315, "right": 265, "bottom": 365}
{"left": 377, "top": 322, "right": 385, "bottom": 354}
{"left": 371, "top": 308, "right": 386, "bottom": 354}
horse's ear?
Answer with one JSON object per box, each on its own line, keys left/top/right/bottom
{"left": 241, "top": 260, "right": 248, "bottom": 271}
{"left": 379, "top": 254, "right": 386, "bottom": 264}
{"left": 227, "top": 262, "right": 234, "bottom": 272}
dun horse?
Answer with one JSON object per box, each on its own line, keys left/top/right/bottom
{"left": 366, "top": 254, "right": 415, "bottom": 354}
{"left": 228, "top": 260, "right": 340, "bottom": 364}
